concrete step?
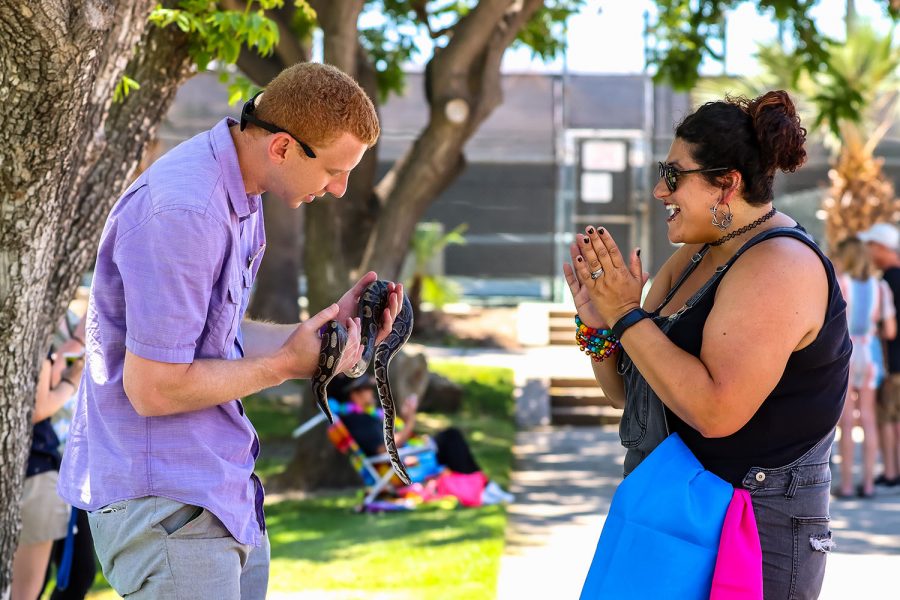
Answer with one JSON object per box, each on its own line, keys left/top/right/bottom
{"left": 551, "top": 394, "right": 608, "bottom": 408}
{"left": 548, "top": 310, "right": 574, "bottom": 320}
{"left": 549, "top": 331, "right": 575, "bottom": 346}
{"left": 549, "top": 375, "right": 619, "bottom": 425}
{"left": 549, "top": 377, "right": 598, "bottom": 388}
{"left": 550, "top": 405, "right": 623, "bottom": 426}
{"left": 549, "top": 316, "right": 576, "bottom": 330}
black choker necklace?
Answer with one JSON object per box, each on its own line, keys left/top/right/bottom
{"left": 710, "top": 207, "right": 777, "bottom": 247}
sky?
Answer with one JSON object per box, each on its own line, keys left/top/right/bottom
{"left": 360, "top": 0, "right": 896, "bottom": 76}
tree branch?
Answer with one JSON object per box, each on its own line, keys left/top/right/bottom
{"left": 358, "top": 0, "right": 546, "bottom": 279}
{"left": 309, "top": 0, "right": 364, "bottom": 71}
{"left": 411, "top": 0, "right": 436, "bottom": 37}
{"left": 434, "top": 0, "right": 519, "bottom": 76}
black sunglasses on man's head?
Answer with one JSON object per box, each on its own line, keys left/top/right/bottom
{"left": 240, "top": 91, "right": 316, "bottom": 159}
{"left": 657, "top": 161, "right": 728, "bottom": 192}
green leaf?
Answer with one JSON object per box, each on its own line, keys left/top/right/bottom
{"left": 112, "top": 75, "right": 141, "bottom": 104}
{"left": 149, "top": 0, "right": 288, "bottom": 79}
{"left": 647, "top": 0, "right": 838, "bottom": 91}
{"left": 228, "top": 87, "right": 245, "bottom": 106}
{"left": 514, "top": 1, "right": 585, "bottom": 61}
{"left": 175, "top": 11, "right": 192, "bottom": 32}
{"left": 224, "top": 73, "right": 262, "bottom": 106}
{"left": 421, "top": 275, "right": 462, "bottom": 309}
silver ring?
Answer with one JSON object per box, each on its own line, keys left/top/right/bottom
{"left": 590, "top": 268, "right": 604, "bottom": 280}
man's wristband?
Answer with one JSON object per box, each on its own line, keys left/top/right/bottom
{"left": 611, "top": 308, "right": 650, "bottom": 340}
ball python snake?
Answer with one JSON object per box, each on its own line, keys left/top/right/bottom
{"left": 311, "top": 280, "right": 415, "bottom": 485}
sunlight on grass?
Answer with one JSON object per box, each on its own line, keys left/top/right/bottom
{"left": 265, "top": 499, "right": 506, "bottom": 598}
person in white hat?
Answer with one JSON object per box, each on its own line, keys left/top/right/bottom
{"left": 860, "top": 222, "right": 900, "bottom": 487}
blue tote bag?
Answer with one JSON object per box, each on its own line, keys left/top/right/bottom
{"left": 580, "top": 433, "right": 734, "bottom": 599}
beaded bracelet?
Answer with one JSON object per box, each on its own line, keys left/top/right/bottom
{"left": 575, "top": 315, "right": 621, "bottom": 362}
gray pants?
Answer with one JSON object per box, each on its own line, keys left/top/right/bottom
{"left": 87, "top": 496, "right": 269, "bottom": 599}
{"left": 741, "top": 431, "right": 835, "bottom": 600}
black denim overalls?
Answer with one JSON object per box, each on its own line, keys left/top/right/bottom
{"left": 617, "top": 227, "right": 844, "bottom": 599}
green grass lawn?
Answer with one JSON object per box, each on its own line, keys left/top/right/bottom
{"left": 83, "top": 361, "right": 515, "bottom": 599}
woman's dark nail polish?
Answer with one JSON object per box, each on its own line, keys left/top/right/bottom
{"left": 583, "top": 238, "right": 590, "bottom": 244}
{"left": 587, "top": 227, "right": 595, "bottom": 234}
{"left": 576, "top": 256, "right": 583, "bottom": 262}
{"left": 598, "top": 228, "right": 605, "bottom": 235}
{"left": 637, "top": 248, "right": 642, "bottom": 258}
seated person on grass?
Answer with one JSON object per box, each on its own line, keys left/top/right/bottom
{"left": 331, "top": 374, "right": 513, "bottom": 505}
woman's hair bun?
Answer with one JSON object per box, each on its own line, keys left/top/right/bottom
{"left": 743, "top": 90, "right": 807, "bottom": 174}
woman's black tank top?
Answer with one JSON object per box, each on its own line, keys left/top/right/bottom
{"left": 637, "top": 226, "right": 851, "bottom": 486}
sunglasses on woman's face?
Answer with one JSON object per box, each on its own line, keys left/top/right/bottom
{"left": 657, "top": 161, "right": 728, "bottom": 192}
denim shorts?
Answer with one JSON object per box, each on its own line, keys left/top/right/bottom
{"left": 741, "top": 431, "right": 835, "bottom": 600}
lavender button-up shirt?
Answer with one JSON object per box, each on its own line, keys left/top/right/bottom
{"left": 58, "top": 118, "right": 268, "bottom": 546}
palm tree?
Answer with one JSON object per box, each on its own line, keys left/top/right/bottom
{"left": 817, "top": 23, "right": 900, "bottom": 245}
{"left": 404, "top": 221, "right": 468, "bottom": 320}
{"left": 695, "top": 22, "right": 900, "bottom": 247}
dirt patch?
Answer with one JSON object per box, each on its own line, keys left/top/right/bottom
{"left": 411, "top": 306, "right": 521, "bottom": 350}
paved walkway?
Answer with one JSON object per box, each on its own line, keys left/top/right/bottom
{"left": 421, "top": 344, "right": 900, "bottom": 599}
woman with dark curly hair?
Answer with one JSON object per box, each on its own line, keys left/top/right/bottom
{"left": 566, "top": 90, "right": 851, "bottom": 598}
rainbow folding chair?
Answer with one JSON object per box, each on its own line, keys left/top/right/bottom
{"left": 292, "top": 411, "right": 443, "bottom": 510}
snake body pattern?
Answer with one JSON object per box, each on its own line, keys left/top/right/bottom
{"left": 311, "top": 280, "right": 415, "bottom": 485}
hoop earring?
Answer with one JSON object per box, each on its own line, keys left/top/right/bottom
{"left": 710, "top": 195, "right": 733, "bottom": 230}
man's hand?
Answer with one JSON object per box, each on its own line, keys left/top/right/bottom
{"left": 336, "top": 272, "right": 405, "bottom": 346}
{"left": 336, "top": 272, "right": 378, "bottom": 323}
{"left": 374, "top": 281, "right": 404, "bottom": 345}
{"left": 273, "top": 304, "right": 363, "bottom": 380}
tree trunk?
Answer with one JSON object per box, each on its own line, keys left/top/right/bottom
{"left": 248, "top": 197, "right": 304, "bottom": 323}
{"left": 360, "top": 0, "right": 546, "bottom": 280}
{"left": 0, "top": 0, "right": 193, "bottom": 587}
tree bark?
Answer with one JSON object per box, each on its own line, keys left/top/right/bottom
{"left": 247, "top": 197, "right": 304, "bottom": 323}
{"left": 0, "top": 0, "right": 193, "bottom": 588}
{"left": 360, "top": 0, "right": 546, "bottom": 280}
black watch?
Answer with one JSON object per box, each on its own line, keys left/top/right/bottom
{"left": 611, "top": 308, "right": 650, "bottom": 340}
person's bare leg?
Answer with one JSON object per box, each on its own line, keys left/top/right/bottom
{"left": 838, "top": 388, "right": 856, "bottom": 496}
{"left": 893, "top": 422, "right": 900, "bottom": 482}
{"left": 11, "top": 541, "right": 53, "bottom": 600}
{"left": 880, "top": 421, "right": 897, "bottom": 479}
{"left": 859, "top": 387, "right": 879, "bottom": 495}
